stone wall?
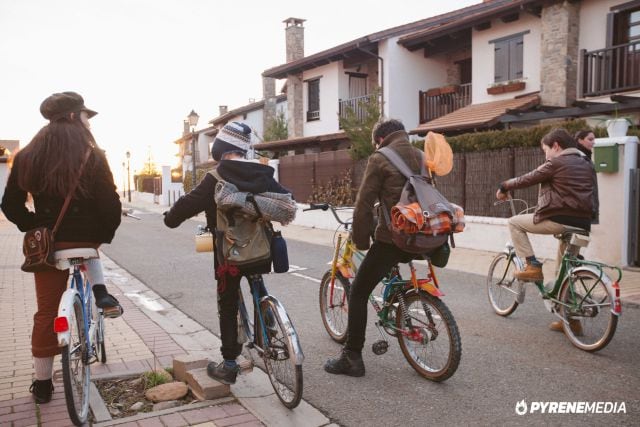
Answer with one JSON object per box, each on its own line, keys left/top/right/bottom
{"left": 540, "top": 1, "right": 580, "bottom": 107}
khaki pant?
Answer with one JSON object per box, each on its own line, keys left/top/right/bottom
{"left": 508, "top": 214, "right": 566, "bottom": 269}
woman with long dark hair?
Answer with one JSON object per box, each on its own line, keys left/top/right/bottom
{"left": 1, "top": 92, "right": 122, "bottom": 404}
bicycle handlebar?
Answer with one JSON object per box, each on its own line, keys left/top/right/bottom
{"left": 303, "top": 203, "right": 352, "bottom": 226}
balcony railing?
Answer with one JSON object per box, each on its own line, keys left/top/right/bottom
{"left": 419, "top": 83, "right": 471, "bottom": 124}
{"left": 581, "top": 41, "right": 640, "bottom": 97}
{"left": 338, "top": 94, "right": 378, "bottom": 124}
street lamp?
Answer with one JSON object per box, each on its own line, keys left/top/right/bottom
{"left": 121, "top": 161, "right": 126, "bottom": 199}
{"left": 187, "top": 109, "right": 199, "bottom": 189}
{"left": 126, "top": 150, "right": 131, "bottom": 202}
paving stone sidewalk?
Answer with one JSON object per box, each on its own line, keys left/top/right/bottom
{"left": 0, "top": 214, "right": 329, "bottom": 427}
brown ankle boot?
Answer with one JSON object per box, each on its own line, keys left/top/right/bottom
{"left": 549, "top": 320, "right": 583, "bottom": 336}
{"left": 515, "top": 264, "right": 543, "bottom": 282}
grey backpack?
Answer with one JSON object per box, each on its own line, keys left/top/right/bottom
{"left": 378, "top": 147, "right": 453, "bottom": 255}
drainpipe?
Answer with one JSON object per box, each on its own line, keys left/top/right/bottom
{"left": 356, "top": 44, "right": 384, "bottom": 118}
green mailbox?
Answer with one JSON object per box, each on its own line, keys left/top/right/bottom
{"left": 593, "top": 144, "right": 619, "bottom": 173}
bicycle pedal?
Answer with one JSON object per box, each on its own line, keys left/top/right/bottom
{"left": 372, "top": 340, "right": 389, "bottom": 355}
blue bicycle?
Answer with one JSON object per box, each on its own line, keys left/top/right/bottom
{"left": 237, "top": 275, "right": 304, "bottom": 408}
{"left": 54, "top": 248, "right": 106, "bottom": 426}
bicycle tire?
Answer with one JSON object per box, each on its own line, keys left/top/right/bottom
{"left": 396, "top": 292, "right": 461, "bottom": 382}
{"left": 319, "top": 270, "right": 350, "bottom": 343}
{"left": 61, "top": 294, "right": 91, "bottom": 426}
{"left": 559, "top": 270, "right": 618, "bottom": 352}
{"left": 260, "top": 299, "right": 303, "bottom": 409}
{"left": 487, "top": 253, "right": 519, "bottom": 316}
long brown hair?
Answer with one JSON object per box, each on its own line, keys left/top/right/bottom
{"left": 15, "top": 116, "right": 105, "bottom": 198}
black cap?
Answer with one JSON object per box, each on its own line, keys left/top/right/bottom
{"left": 40, "top": 91, "right": 98, "bottom": 120}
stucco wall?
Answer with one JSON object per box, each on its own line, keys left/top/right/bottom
{"left": 472, "top": 13, "right": 542, "bottom": 104}
{"left": 303, "top": 62, "right": 340, "bottom": 137}
{"left": 579, "top": 0, "right": 619, "bottom": 52}
{"left": 379, "top": 37, "right": 449, "bottom": 131}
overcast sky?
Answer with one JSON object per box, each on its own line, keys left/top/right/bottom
{"left": 1, "top": 0, "right": 476, "bottom": 187}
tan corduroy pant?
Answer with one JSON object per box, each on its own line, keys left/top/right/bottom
{"left": 508, "top": 214, "right": 566, "bottom": 267}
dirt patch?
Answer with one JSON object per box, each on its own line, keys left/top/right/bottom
{"left": 95, "top": 375, "right": 196, "bottom": 419}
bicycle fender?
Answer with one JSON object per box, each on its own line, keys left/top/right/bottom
{"left": 417, "top": 280, "right": 445, "bottom": 297}
{"left": 56, "top": 289, "right": 79, "bottom": 347}
{"left": 569, "top": 266, "right": 619, "bottom": 316}
{"left": 261, "top": 295, "right": 305, "bottom": 365}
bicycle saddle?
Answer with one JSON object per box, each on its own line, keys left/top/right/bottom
{"left": 54, "top": 248, "right": 99, "bottom": 261}
{"left": 555, "top": 226, "right": 589, "bottom": 241}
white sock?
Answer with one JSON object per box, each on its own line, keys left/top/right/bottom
{"left": 34, "top": 356, "right": 54, "bottom": 381}
{"left": 84, "top": 258, "right": 105, "bottom": 288}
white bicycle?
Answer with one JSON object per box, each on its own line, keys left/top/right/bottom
{"left": 54, "top": 248, "right": 107, "bottom": 426}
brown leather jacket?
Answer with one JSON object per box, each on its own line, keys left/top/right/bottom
{"left": 352, "top": 130, "right": 423, "bottom": 250}
{"left": 501, "top": 148, "right": 594, "bottom": 224}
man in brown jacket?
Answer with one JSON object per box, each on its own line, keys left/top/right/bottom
{"left": 496, "top": 128, "right": 594, "bottom": 283}
{"left": 324, "top": 119, "right": 423, "bottom": 377}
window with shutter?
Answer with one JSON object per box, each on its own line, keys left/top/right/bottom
{"left": 490, "top": 32, "right": 526, "bottom": 83}
{"left": 307, "top": 79, "right": 320, "bottom": 121}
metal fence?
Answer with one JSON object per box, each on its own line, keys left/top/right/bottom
{"left": 278, "top": 147, "right": 545, "bottom": 216}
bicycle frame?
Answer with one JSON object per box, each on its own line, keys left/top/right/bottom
{"left": 499, "top": 241, "right": 622, "bottom": 316}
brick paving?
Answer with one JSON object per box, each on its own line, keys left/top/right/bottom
{"left": 0, "top": 214, "right": 263, "bottom": 427}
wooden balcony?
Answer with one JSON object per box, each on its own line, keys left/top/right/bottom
{"left": 419, "top": 83, "right": 471, "bottom": 124}
{"left": 338, "top": 94, "right": 378, "bottom": 124}
{"left": 581, "top": 41, "right": 640, "bottom": 98}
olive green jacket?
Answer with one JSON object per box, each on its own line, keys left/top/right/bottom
{"left": 352, "top": 130, "right": 423, "bottom": 250}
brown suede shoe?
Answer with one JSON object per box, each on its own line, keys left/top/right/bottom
{"left": 514, "top": 264, "right": 543, "bottom": 282}
{"left": 549, "top": 320, "right": 583, "bottom": 336}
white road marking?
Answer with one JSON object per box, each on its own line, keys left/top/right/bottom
{"left": 124, "top": 292, "right": 165, "bottom": 311}
{"left": 290, "top": 272, "right": 322, "bottom": 283}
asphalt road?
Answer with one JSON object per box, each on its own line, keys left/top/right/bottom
{"left": 102, "top": 210, "right": 640, "bottom": 426}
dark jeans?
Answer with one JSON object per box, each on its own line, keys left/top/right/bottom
{"left": 345, "top": 241, "right": 414, "bottom": 353}
{"left": 217, "top": 273, "right": 267, "bottom": 360}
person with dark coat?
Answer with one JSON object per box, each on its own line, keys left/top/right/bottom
{"left": 163, "top": 121, "right": 290, "bottom": 385}
{"left": 324, "top": 119, "right": 422, "bottom": 377}
{"left": 1, "top": 92, "right": 122, "bottom": 404}
{"left": 574, "top": 129, "right": 600, "bottom": 224}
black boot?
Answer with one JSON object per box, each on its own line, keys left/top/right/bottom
{"left": 207, "top": 361, "right": 239, "bottom": 385}
{"left": 29, "top": 379, "right": 54, "bottom": 404}
{"left": 324, "top": 348, "right": 365, "bottom": 377}
{"left": 93, "top": 285, "right": 123, "bottom": 318}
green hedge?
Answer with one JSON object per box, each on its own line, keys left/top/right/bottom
{"left": 413, "top": 119, "right": 640, "bottom": 153}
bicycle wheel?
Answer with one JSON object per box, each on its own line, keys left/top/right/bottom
{"left": 61, "top": 294, "right": 91, "bottom": 426}
{"left": 260, "top": 300, "right": 303, "bottom": 408}
{"left": 319, "top": 270, "right": 350, "bottom": 343}
{"left": 559, "top": 270, "right": 618, "bottom": 352}
{"left": 396, "top": 292, "right": 461, "bottom": 382}
{"left": 487, "top": 253, "right": 519, "bottom": 316}
{"left": 95, "top": 309, "right": 106, "bottom": 363}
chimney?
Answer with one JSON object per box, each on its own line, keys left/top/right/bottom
{"left": 263, "top": 76, "right": 277, "bottom": 135}
{"left": 183, "top": 120, "right": 190, "bottom": 135}
{"left": 283, "top": 18, "right": 305, "bottom": 138}
{"left": 284, "top": 17, "right": 305, "bottom": 63}
{"left": 219, "top": 105, "right": 228, "bottom": 116}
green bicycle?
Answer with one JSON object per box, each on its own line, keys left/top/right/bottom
{"left": 487, "top": 198, "right": 622, "bottom": 352}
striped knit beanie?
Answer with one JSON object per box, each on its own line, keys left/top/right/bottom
{"left": 211, "top": 121, "right": 252, "bottom": 161}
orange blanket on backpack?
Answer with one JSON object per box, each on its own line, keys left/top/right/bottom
{"left": 390, "top": 202, "right": 465, "bottom": 235}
